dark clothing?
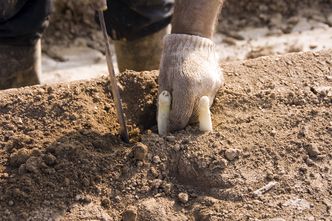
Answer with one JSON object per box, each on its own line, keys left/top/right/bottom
{"left": 0, "top": 0, "right": 174, "bottom": 45}
{"left": 0, "top": 0, "right": 51, "bottom": 45}
{"left": 102, "top": 0, "right": 173, "bottom": 40}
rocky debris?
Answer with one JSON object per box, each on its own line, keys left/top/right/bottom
{"left": 152, "top": 155, "right": 161, "bottom": 164}
{"left": 101, "top": 198, "right": 110, "bottom": 209}
{"left": 172, "top": 144, "right": 181, "bottom": 152}
{"left": 162, "top": 183, "right": 172, "bottom": 194}
{"left": 138, "top": 198, "right": 187, "bottom": 221}
{"left": 61, "top": 202, "right": 113, "bottom": 221}
{"left": 31, "top": 148, "right": 42, "bottom": 157}
{"left": 132, "top": 143, "right": 148, "bottom": 161}
{"left": 8, "top": 200, "right": 14, "bottom": 206}
{"left": 75, "top": 194, "right": 92, "bottom": 204}
{"left": 43, "top": 153, "right": 57, "bottom": 166}
{"left": 166, "top": 135, "right": 176, "bottom": 142}
{"left": 178, "top": 192, "right": 189, "bottom": 204}
{"left": 253, "top": 181, "right": 278, "bottom": 196}
{"left": 9, "top": 149, "right": 31, "bottom": 167}
{"left": 149, "top": 167, "right": 159, "bottom": 178}
{"left": 218, "top": 159, "right": 228, "bottom": 169}
{"left": 225, "top": 148, "right": 240, "bottom": 161}
{"left": 306, "top": 143, "right": 320, "bottom": 158}
{"left": 151, "top": 179, "right": 163, "bottom": 189}
{"left": 25, "top": 156, "right": 41, "bottom": 174}
{"left": 122, "top": 205, "right": 137, "bottom": 221}
{"left": 282, "top": 198, "right": 311, "bottom": 210}
{"left": 305, "top": 158, "right": 315, "bottom": 166}
{"left": 311, "top": 86, "right": 332, "bottom": 97}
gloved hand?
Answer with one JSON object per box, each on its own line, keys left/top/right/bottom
{"left": 158, "top": 34, "right": 224, "bottom": 131}
{"left": 82, "top": 0, "right": 107, "bottom": 11}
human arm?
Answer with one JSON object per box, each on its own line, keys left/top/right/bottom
{"left": 158, "top": 0, "right": 224, "bottom": 131}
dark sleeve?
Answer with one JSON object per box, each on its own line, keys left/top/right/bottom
{"left": 101, "top": 0, "right": 174, "bottom": 41}
{"left": 0, "top": 0, "right": 51, "bottom": 46}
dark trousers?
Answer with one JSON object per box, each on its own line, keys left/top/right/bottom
{"left": 0, "top": 0, "right": 174, "bottom": 45}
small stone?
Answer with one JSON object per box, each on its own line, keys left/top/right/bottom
{"left": 166, "top": 135, "right": 176, "bottom": 142}
{"left": 16, "top": 117, "right": 23, "bottom": 124}
{"left": 133, "top": 143, "right": 148, "bottom": 161}
{"left": 151, "top": 179, "right": 163, "bottom": 189}
{"left": 122, "top": 205, "right": 137, "bottom": 221}
{"left": 150, "top": 167, "right": 159, "bottom": 178}
{"left": 31, "top": 148, "right": 42, "bottom": 156}
{"left": 25, "top": 156, "right": 40, "bottom": 173}
{"left": 173, "top": 144, "right": 181, "bottom": 152}
{"left": 299, "top": 166, "right": 307, "bottom": 173}
{"left": 219, "top": 159, "right": 228, "bottom": 168}
{"left": 18, "top": 164, "right": 27, "bottom": 175}
{"left": 9, "top": 149, "right": 31, "bottom": 167}
{"left": 152, "top": 155, "right": 161, "bottom": 164}
{"left": 75, "top": 194, "right": 92, "bottom": 204}
{"left": 114, "top": 195, "right": 122, "bottom": 202}
{"left": 82, "top": 196, "right": 92, "bottom": 204}
{"left": 271, "top": 129, "right": 277, "bottom": 136}
{"left": 101, "top": 198, "right": 110, "bottom": 209}
{"left": 306, "top": 158, "right": 315, "bottom": 166}
{"left": 178, "top": 192, "right": 189, "bottom": 203}
{"left": 64, "top": 178, "right": 70, "bottom": 186}
{"left": 75, "top": 194, "right": 82, "bottom": 201}
{"left": 162, "top": 183, "right": 172, "bottom": 194}
{"left": 8, "top": 200, "right": 14, "bottom": 206}
{"left": 225, "top": 148, "right": 239, "bottom": 161}
{"left": 43, "top": 153, "right": 57, "bottom": 166}
{"left": 306, "top": 144, "right": 320, "bottom": 158}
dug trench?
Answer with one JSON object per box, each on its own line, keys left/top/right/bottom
{"left": 0, "top": 50, "right": 331, "bottom": 220}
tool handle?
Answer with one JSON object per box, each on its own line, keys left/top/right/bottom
{"left": 98, "top": 11, "right": 129, "bottom": 143}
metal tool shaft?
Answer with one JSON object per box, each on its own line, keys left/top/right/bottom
{"left": 98, "top": 11, "right": 129, "bottom": 143}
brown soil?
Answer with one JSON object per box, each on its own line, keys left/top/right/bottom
{"left": 1, "top": 50, "right": 332, "bottom": 220}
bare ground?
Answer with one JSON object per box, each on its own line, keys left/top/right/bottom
{"left": 0, "top": 50, "right": 331, "bottom": 220}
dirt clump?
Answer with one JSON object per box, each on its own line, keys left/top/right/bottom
{"left": 0, "top": 50, "right": 331, "bottom": 220}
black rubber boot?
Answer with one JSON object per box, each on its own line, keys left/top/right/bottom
{"left": 0, "top": 40, "right": 41, "bottom": 90}
{"left": 114, "top": 26, "right": 169, "bottom": 72}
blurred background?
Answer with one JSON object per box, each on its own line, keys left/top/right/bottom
{"left": 40, "top": 0, "right": 332, "bottom": 83}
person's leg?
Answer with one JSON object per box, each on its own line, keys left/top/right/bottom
{"left": 0, "top": 40, "right": 41, "bottom": 89}
{"left": 0, "top": 0, "right": 51, "bottom": 90}
{"left": 114, "top": 27, "right": 169, "bottom": 73}
{"left": 102, "top": 0, "right": 174, "bottom": 72}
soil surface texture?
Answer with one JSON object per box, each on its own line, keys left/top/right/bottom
{"left": 0, "top": 50, "right": 332, "bottom": 220}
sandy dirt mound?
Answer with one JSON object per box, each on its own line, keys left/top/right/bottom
{"left": 0, "top": 50, "right": 332, "bottom": 220}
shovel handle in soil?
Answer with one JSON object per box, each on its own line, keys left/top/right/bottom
{"left": 98, "top": 10, "right": 129, "bottom": 143}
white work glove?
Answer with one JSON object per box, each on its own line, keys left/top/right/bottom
{"left": 158, "top": 34, "right": 224, "bottom": 131}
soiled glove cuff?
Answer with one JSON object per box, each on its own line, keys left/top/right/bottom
{"left": 163, "top": 34, "right": 216, "bottom": 54}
